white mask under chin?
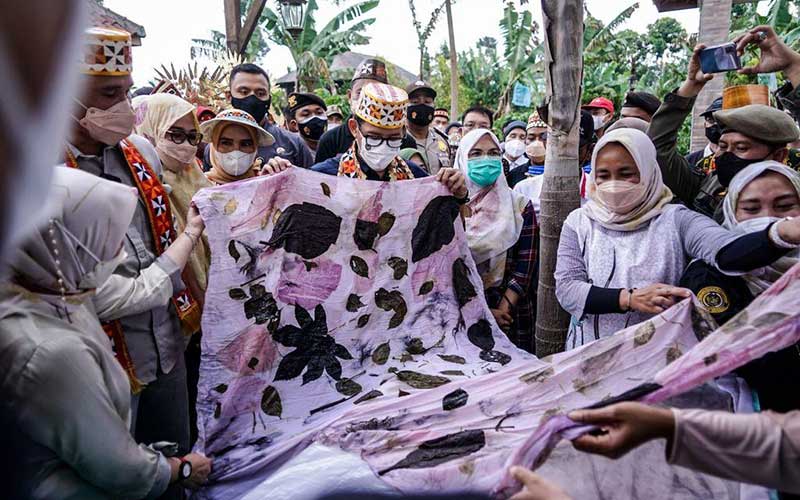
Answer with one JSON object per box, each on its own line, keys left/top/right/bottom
{"left": 78, "top": 248, "right": 128, "bottom": 290}
{"left": 359, "top": 137, "right": 398, "bottom": 172}
{"left": 215, "top": 149, "right": 256, "bottom": 176}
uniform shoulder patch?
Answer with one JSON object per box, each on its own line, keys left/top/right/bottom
{"left": 697, "top": 286, "right": 730, "bottom": 314}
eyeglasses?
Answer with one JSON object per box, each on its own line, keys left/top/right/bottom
{"left": 362, "top": 134, "right": 404, "bottom": 149}
{"left": 165, "top": 129, "right": 203, "bottom": 146}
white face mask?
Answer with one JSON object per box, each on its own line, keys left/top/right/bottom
{"left": 593, "top": 114, "right": 608, "bottom": 131}
{"left": 358, "top": 136, "right": 399, "bottom": 172}
{"left": 52, "top": 218, "right": 128, "bottom": 290}
{"left": 504, "top": 139, "right": 526, "bottom": 160}
{"left": 733, "top": 216, "right": 780, "bottom": 235}
{"left": 214, "top": 149, "right": 257, "bottom": 177}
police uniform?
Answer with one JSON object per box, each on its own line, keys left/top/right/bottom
{"left": 405, "top": 81, "right": 452, "bottom": 175}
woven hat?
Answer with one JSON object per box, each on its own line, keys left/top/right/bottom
{"left": 526, "top": 111, "right": 546, "bottom": 130}
{"left": 81, "top": 27, "right": 133, "bottom": 76}
{"left": 200, "top": 109, "right": 275, "bottom": 147}
{"left": 353, "top": 83, "right": 408, "bottom": 130}
{"left": 722, "top": 85, "right": 770, "bottom": 109}
{"left": 352, "top": 58, "right": 388, "bottom": 84}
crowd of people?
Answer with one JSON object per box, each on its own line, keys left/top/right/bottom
{"left": 1, "top": 16, "right": 800, "bottom": 500}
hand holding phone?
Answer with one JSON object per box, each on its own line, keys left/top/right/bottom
{"left": 699, "top": 42, "right": 742, "bottom": 74}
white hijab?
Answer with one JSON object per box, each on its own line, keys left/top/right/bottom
{"left": 456, "top": 129, "right": 529, "bottom": 288}
{"left": 7, "top": 167, "right": 138, "bottom": 294}
{"left": 723, "top": 161, "right": 800, "bottom": 295}
{"left": 583, "top": 128, "right": 673, "bottom": 232}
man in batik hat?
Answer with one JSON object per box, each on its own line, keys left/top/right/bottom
{"left": 649, "top": 32, "right": 800, "bottom": 222}
{"left": 432, "top": 107, "right": 450, "bottom": 132}
{"left": 264, "top": 83, "right": 468, "bottom": 196}
{"left": 64, "top": 27, "right": 202, "bottom": 482}
{"left": 315, "top": 58, "right": 416, "bottom": 163}
{"left": 405, "top": 80, "right": 452, "bottom": 175}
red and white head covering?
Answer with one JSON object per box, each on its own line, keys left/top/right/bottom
{"left": 353, "top": 83, "right": 408, "bottom": 130}
{"left": 81, "top": 27, "right": 132, "bottom": 76}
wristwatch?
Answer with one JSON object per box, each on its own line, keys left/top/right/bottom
{"left": 178, "top": 458, "right": 192, "bottom": 482}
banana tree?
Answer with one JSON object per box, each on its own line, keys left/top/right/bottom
{"left": 495, "top": 1, "right": 543, "bottom": 118}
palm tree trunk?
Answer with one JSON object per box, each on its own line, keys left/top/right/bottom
{"left": 535, "top": 0, "right": 583, "bottom": 357}
{"left": 445, "top": 0, "right": 458, "bottom": 121}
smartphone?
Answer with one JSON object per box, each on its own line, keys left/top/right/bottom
{"left": 699, "top": 42, "right": 742, "bottom": 74}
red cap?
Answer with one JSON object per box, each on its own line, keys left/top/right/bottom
{"left": 582, "top": 97, "right": 615, "bottom": 115}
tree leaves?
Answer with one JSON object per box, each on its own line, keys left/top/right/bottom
{"left": 411, "top": 196, "right": 460, "bottom": 262}
{"left": 452, "top": 258, "right": 477, "bottom": 308}
{"left": 261, "top": 386, "right": 282, "bottom": 417}
{"left": 419, "top": 280, "right": 435, "bottom": 295}
{"left": 346, "top": 294, "right": 366, "bottom": 312}
{"left": 387, "top": 257, "right": 408, "bottom": 279}
{"left": 378, "top": 430, "right": 486, "bottom": 475}
{"left": 442, "top": 388, "right": 469, "bottom": 411}
{"left": 395, "top": 370, "right": 451, "bottom": 389}
{"left": 372, "top": 342, "right": 390, "bottom": 364}
{"left": 266, "top": 202, "right": 342, "bottom": 259}
{"left": 375, "top": 288, "right": 407, "bottom": 329}
{"left": 335, "top": 378, "right": 362, "bottom": 396}
{"left": 633, "top": 321, "right": 656, "bottom": 347}
{"left": 350, "top": 255, "right": 370, "bottom": 278}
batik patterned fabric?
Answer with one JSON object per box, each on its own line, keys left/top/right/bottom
{"left": 353, "top": 83, "right": 408, "bottom": 130}
{"left": 81, "top": 27, "right": 132, "bottom": 76}
{"left": 193, "top": 168, "right": 800, "bottom": 499}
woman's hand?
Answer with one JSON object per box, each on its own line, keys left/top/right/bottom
{"left": 734, "top": 25, "right": 800, "bottom": 86}
{"left": 185, "top": 202, "right": 205, "bottom": 236}
{"left": 776, "top": 216, "right": 800, "bottom": 246}
{"left": 621, "top": 284, "right": 691, "bottom": 314}
{"left": 182, "top": 453, "right": 213, "bottom": 490}
{"left": 436, "top": 168, "right": 468, "bottom": 199}
{"left": 508, "top": 466, "right": 572, "bottom": 500}
{"left": 569, "top": 402, "right": 675, "bottom": 460}
{"left": 678, "top": 44, "right": 714, "bottom": 98}
{"left": 260, "top": 157, "right": 294, "bottom": 176}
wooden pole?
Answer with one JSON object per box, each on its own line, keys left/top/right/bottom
{"left": 535, "top": 0, "right": 583, "bottom": 357}
{"left": 224, "top": 0, "right": 242, "bottom": 54}
{"left": 445, "top": 0, "right": 459, "bottom": 121}
{"left": 240, "top": 0, "right": 267, "bottom": 56}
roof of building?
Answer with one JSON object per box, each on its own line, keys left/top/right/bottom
{"left": 86, "top": 0, "right": 146, "bottom": 46}
{"left": 275, "top": 51, "right": 418, "bottom": 88}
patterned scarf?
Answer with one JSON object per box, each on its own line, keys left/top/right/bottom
{"left": 337, "top": 143, "right": 414, "bottom": 181}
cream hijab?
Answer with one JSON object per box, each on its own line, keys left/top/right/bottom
{"left": 456, "top": 129, "right": 529, "bottom": 288}
{"left": 132, "top": 93, "right": 212, "bottom": 300}
{"left": 584, "top": 128, "right": 674, "bottom": 232}
{"left": 723, "top": 161, "right": 800, "bottom": 295}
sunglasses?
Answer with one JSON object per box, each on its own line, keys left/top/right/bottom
{"left": 165, "top": 128, "right": 203, "bottom": 146}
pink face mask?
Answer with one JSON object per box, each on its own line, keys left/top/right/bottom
{"left": 156, "top": 138, "right": 197, "bottom": 170}
{"left": 595, "top": 180, "right": 646, "bottom": 214}
{"left": 74, "top": 99, "right": 136, "bottom": 146}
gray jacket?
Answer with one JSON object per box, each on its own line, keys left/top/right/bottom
{"left": 64, "top": 135, "right": 185, "bottom": 383}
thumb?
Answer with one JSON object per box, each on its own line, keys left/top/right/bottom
{"left": 510, "top": 466, "right": 539, "bottom": 484}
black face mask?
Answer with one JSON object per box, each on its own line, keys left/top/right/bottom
{"left": 715, "top": 151, "right": 765, "bottom": 187}
{"left": 704, "top": 124, "right": 722, "bottom": 145}
{"left": 231, "top": 95, "right": 270, "bottom": 124}
{"left": 408, "top": 104, "right": 435, "bottom": 126}
{"left": 298, "top": 116, "right": 328, "bottom": 141}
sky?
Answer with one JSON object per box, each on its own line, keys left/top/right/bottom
{"left": 104, "top": 0, "right": 704, "bottom": 88}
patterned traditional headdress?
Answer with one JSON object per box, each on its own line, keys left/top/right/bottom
{"left": 354, "top": 83, "right": 408, "bottom": 130}
{"left": 81, "top": 27, "right": 132, "bottom": 76}
{"left": 526, "top": 111, "right": 546, "bottom": 130}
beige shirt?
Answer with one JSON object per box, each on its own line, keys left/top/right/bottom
{"left": 669, "top": 409, "right": 800, "bottom": 494}
{"left": 413, "top": 127, "right": 452, "bottom": 175}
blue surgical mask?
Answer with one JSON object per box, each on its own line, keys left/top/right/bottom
{"left": 467, "top": 157, "right": 503, "bottom": 187}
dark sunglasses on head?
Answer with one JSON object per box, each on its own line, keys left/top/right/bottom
{"left": 165, "top": 129, "right": 203, "bottom": 146}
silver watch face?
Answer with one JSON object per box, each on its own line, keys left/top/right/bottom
{"left": 180, "top": 461, "right": 192, "bottom": 479}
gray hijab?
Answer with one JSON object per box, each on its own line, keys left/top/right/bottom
{"left": 7, "top": 167, "right": 137, "bottom": 294}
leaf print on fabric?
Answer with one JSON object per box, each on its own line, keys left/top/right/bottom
{"left": 467, "top": 319, "right": 495, "bottom": 351}
{"left": 720, "top": 310, "right": 749, "bottom": 334}
{"left": 261, "top": 386, "right": 282, "bottom": 417}
{"left": 229, "top": 288, "right": 247, "bottom": 300}
{"left": 691, "top": 306, "right": 718, "bottom": 341}
{"left": 479, "top": 350, "right": 511, "bottom": 365}
{"left": 666, "top": 346, "right": 682, "bottom": 364}
{"left": 395, "top": 370, "right": 451, "bottom": 389}
{"left": 750, "top": 311, "right": 790, "bottom": 329}
{"left": 354, "top": 219, "right": 380, "bottom": 251}
{"left": 354, "top": 390, "right": 383, "bottom": 405}
{"left": 452, "top": 258, "right": 477, "bottom": 308}
{"left": 442, "top": 389, "right": 469, "bottom": 411}
{"left": 387, "top": 257, "right": 408, "bottom": 280}
{"left": 633, "top": 321, "right": 656, "bottom": 347}
{"left": 321, "top": 182, "right": 331, "bottom": 197}
{"left": 377, "top": 212, "right": 396, "bottom": 236}
{"left": 228, "top": 240, "right": 261, "bottom": 275}
{"left": 405, "top": 338, "right": 426, "bottom": 354}
{"left": 378, "top": 430, "right": 486, "bottom": 475}
{"left": 272, "top": 304, "right": 353, "bottom": 384}
{"left": 371, "top": 342, "right": 390, "bottom": 365}
{"left": 266, "top": 202, "right": 342, "bottom": 259}
{"left": 411, "top": 196, "right": 460, "bottom": 262}
{"left": 357, "top": 314, "right": 371, "bottom": 328}
{"left": 375, "top": 288, "right": 407, "bottom": 329}
{"left": 438, "top": 354, "right": 466, "bottom": 364}
{"left": 213, "top": 384, "right": 228, "bottom": 393}
{"left": 346, "top": 294, "right": 366, "bottom": 312}
{"left": 335, "top": 378, "right": 363, "bottom": 397}
{"left": 519, "top": 366, "right": 555, "bottom": 384}
{"left": 228, "top": 240, "right": 240, "bottom": 261}
{"left": 579, "top": 343, "right": 623, "bottom": 379}
{"left": 350, "top": 255, "right": 370, "bottom": 278}
{"left": 419, "top": 280, "right": 435, "bottom": 295}
{"left": 243, "top": 285, "right": 279, "bottom": 326}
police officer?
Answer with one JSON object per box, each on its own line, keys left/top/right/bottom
{"left": 405, "top": 80, "right": 452, "bottom": 175}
